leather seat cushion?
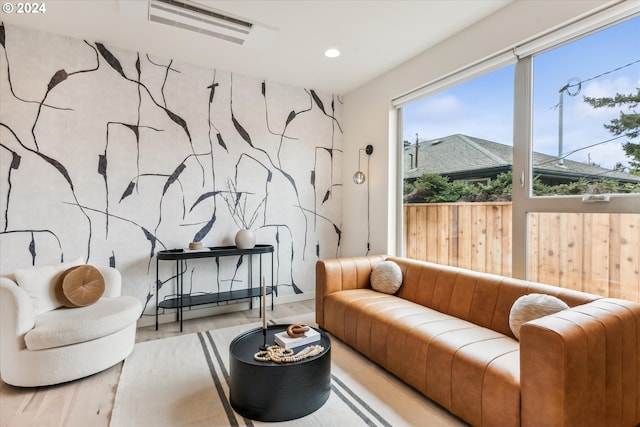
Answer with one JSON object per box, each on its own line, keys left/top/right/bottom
{"left": 24, "top": 296, "right": 141, "bottom": 350}
{"left": 324, "top": 288, "right": 521, "bottom": 427}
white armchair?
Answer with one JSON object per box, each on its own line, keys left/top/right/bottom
{"left": 0, "top": 262, "right": 142, "bottom": 387}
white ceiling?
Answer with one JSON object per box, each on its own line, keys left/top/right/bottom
{"left": 2, "top": 0, "right": 513, "bottom": 94}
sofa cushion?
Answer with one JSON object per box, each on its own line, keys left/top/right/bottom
{"left": 14, "top": 258, "right": 84, "bottom": 316}
{"left": 323, "top": 287, "right": 521, "bottom": 427}
{"left": 370, "top": 260, "right": 402, "bottom": 294}
{"left": 509, "top": 293, "right": 569, "bottom": 340}
{"left": 57, "top": 265, "right": 105, "bottom": 307}
{"left": 24, "top": 296, "right": 142, "bottom": 350}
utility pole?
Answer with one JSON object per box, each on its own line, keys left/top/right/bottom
{"left": 557, "top": 78, "right": 581, "bottom": 167}
{"left": 557, "top": 83, "right": 569, "bottom": 166}
{"left": 414, "top": 133, "right": 419, "bottom": 169}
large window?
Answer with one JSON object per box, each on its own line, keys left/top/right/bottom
{"left": 400, "top": 8, "right": 640, "bottom": 302}
{"left": 402, "top": 66, "right": 514, "bottom": 274}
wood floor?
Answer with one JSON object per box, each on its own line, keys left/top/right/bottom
{"left": 0, "top": 299, "right": 315, "bottom": 427}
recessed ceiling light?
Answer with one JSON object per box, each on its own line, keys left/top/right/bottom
{"left": 324, "top": 48, "right": 341, "bottom": 58}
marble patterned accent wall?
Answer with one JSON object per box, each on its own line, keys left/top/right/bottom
{"left": 0, "top": 24, "right": 342, "bottom": 318}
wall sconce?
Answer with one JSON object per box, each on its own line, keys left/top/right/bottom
{"left": 353, "top": 144, "right": 373, "bottom": 184}
{"left": 353, "top": 144, "right": 373, "bottom": 254}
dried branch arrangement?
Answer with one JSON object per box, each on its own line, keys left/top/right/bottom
{"left": 221, "top": 178, "right": 267, "bottom": 230}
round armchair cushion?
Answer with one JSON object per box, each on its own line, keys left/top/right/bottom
{"left": 56, "top": 265, "right": 105, "bottom": 307}
{"left": 371, "top": 261, "right": 403, "bottom": 294}
{"left": 509, "top": 293, "right": 569, "bottom": 340}
{"left": 13, "top": 258, "right": 84, "bottom": 315}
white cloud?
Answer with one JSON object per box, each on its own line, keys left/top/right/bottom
{"left": 403, "top": 94, "right": 514, "bottom": 143}
{"left": 412, "top": 94, "right": 464, "bottom": 117}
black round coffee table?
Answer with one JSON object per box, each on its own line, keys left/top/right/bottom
{"left": 229, "top": 324, "right": 331, "bottom": 422}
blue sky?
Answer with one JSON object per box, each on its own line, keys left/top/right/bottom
{"left": 402, "top": 15, "right": 640, "bottom": 170}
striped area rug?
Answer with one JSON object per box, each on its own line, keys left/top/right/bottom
{"left": 111, "top": 314, "right": 465, "bottom": 427}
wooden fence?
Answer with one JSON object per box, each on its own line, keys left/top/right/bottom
{"left": 403, "top": 202, "right": 640, "bottom": 303}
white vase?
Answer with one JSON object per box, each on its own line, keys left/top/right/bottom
{"left": 235, "top": 229, "right": 256, "bottom": 249}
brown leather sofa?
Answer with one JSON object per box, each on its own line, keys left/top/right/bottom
{"left": 316, "top": 255, "right": 640, "bottom": 427}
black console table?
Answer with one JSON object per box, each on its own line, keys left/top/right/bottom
{"left": 155, "top": 244, "right": 274, "bottom": 331}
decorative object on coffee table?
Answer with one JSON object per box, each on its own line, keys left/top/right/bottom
{"left": 253, "top": 344, "right": 324, "bottom": 363}
{"left": 260, "top": 276, "right": 268, "bottom": 350}
{"left": 286, "top": 324, "right": 309, "bottom": 337}
{"left": 274, "top": 325, "right": 321, "bottom": 349}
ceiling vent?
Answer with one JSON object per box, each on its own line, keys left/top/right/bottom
{"left": 149, "top": 0, "right": 252, "bottom": 45}
{"left": 118, "top": 0, "right": 277, "bottom": 48}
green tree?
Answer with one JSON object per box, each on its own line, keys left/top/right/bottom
{"left": 465, "top": 172, "right": 512, "bottom": 202}
{"left": 583, "top": 88, "right": 640, "bottom": 175}
{"left": 403, "top": 171, "right": 639, "bottom": 204}
{"left": 404, "top": 174, "right": 477, "bottom": 203}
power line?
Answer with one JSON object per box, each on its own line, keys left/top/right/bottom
{"left": 566, "top": 58, "right": 640, "bottom": 88}
{"left": 534, "top": 134, "right": 626, "bottom": 167}
{"left": 550, "top": 58, "right": 640, "bottom": 110}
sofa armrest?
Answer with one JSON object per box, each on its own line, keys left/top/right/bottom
{"left": 520, "top": 298, "right": 640, "bottom": 427}
{"left": 315, "top": 255, "right": 386, "bottom": 328}
{"left": 94, "top": 266, "right": 122, "bottom": 298}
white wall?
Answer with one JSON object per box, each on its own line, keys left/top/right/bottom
{"left": 340, "top": 0, "right": 612, "bottom": 257}
{"left": 0, "top": 24, "right": 342, "bottom": 324}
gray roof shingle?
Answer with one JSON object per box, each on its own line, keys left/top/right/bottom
{"left": 403, "top": 134, "right": 640, "bottom": 183}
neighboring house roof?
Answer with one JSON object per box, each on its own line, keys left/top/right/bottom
{"left": 403, "top": 134, "right": 640, "bottom": 183}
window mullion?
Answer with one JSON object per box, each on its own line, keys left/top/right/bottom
{"left": 512, "top": 56, "right": 533, "bottom": 280}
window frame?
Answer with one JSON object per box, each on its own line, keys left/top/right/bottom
{"left": 396, "top": 3, "right": 640, "bottom": 281}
